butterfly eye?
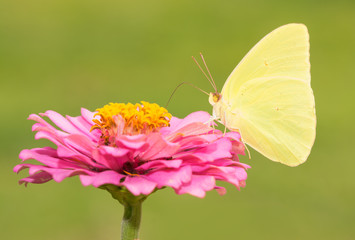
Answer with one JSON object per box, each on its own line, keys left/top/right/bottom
{"left": 213, "top": 93, "right": 221, "bottom": 103}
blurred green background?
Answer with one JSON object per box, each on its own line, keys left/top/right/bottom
{"left": 1, "top": 0, "right": 354, "bottom": 239}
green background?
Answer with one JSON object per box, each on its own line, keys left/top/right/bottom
{"left": 1, "top": 0, "right": 354, "bottom": 239}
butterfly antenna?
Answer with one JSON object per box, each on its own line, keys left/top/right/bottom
{"left": 192, "top": 56, "right": 216, "bottom": 92}
{"left": 165, "top": 81, "right": 209, "bottom": 108}
{"left": 199, "top": 52, "right": 217, "bottom": 92}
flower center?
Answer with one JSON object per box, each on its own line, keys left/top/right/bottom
{"left": 91, "top": 101, "right": 171, "bottom": 139}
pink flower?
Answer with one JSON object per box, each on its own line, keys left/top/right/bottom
{"left": 14, "top": 102, "right": 250, "bottom": 198}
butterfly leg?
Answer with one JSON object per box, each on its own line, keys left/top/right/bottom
{"left": 222, "top": 111, "right": 228, "bottom": 136}
{"left": 205, "top": 115, "right": 219, "bottom": 127}
{"left": 238, "top": 129, "right": 251, "bottom": 160}
{"left": 223, "top": 125, "right": 227, "bottom": 136}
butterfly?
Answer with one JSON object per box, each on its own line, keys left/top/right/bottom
{"left": 204, "top": 23, "right": 316, "bottom": 166}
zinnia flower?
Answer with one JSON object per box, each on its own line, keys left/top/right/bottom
{"left": 14, "top": 101, "right": 249, "bottom": 198}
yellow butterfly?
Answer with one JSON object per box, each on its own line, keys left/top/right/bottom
{"left": 207, "top": 23, "right": 316, "bottom": 166}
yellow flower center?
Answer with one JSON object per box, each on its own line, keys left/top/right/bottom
{"left": 91, "top": 101, "right": 172, "bottom": 139}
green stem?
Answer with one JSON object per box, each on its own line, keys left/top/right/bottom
{"left": 121, "top": 200, "right": 142, "bottom": 240}
{"left": 101, "top": 185, "right": 147, "bottom": 240}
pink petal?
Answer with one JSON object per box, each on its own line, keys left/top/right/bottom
{"left": 175, "top": 175, "right": 215, "bottom": 198}
{"left": 33, "top": 131, "right": 63, "bottom": 146}
{"left": 80, "top": 108, "right": 96, "bottom": 124}
{"left": 176, "top": 138, "right": 233, "bottom": 162}
{"left": 116, "top": 135, "right": 148, "bottom": 150}
{"left": 63, "top": 134, "right": 95, "bottom": 157}
{"left": 19, "top": 148, "right": 70, "bottom": 168}
{"left": 166, "top": 122, "right": 213, "bottom": 142}
{"left": 173, "top": 136, "right": 208, "bottom": 150}
{"left": 122, "top": 176, "right": 157, "bottom": 196}
{"left": 41, "top": 110, "right": 83, "bottom": 135}
{"left": 56, "top": 145, "right": 105, "bottom": 170}
{"left": 140, "top": 133, "right": 180, "bottom": 160}
{"left": 147, "top": 166, "right": 192, "bottom": 188}
{"left": 16, "top": 164, "right": 91, "bottom": 183}
{"left": 136, "top": 159, "right": 182, "bottom": 171}
{"left": 192, "top": 165, "right": 248, "bottom": 189}
{"left": 92, "top": 146, "right": 131, "bottom": 171}
{"left": 30, "top": 166, "right": 88, "bottom": 183}
{"left": 169, "top": 111, "right": 211, "bottom": 131}
{"left": 66, "top": 115, "right": 99, "bottom": 141}
{"left": 19, "top": 171, "right": 53, "bottom": 186}
{"left": 224, "top": 131, "right": 241, "bottom": 140}
{"left": 29, "top": 114, "right": 63, "bottom": 134}
{"left": 79, "top": 174, "right": 95, "bottom": 186}
{"left": 91, "top": 170, "right": 125, "bottom": 187}
{"left": 215, "top": 186, "right": 227, "bottom": 195}
{"left": 30, "top": 116, "right": 69, "bottom": 144}
{"left": 231, "top": 141, "right": 245, "bottom": 156}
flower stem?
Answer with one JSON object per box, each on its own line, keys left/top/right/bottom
{"left": 101, "top": 185, "right": 147, "bottom": 240}
{"left": 121, "top": 200, "right": 142, "bottom": 240}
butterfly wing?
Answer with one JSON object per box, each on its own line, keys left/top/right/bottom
{"left": 220, "top": 24, "right": 316, "bottom": 166}
{"left": 222, "top": 23, "right": 310, "bottom": 101}
{"left": 227, "top": 76, "right": 316, "bottom": 166}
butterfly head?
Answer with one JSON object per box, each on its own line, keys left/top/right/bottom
{"left": 208, "top": 92, "right": 222, "bottom": 106}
